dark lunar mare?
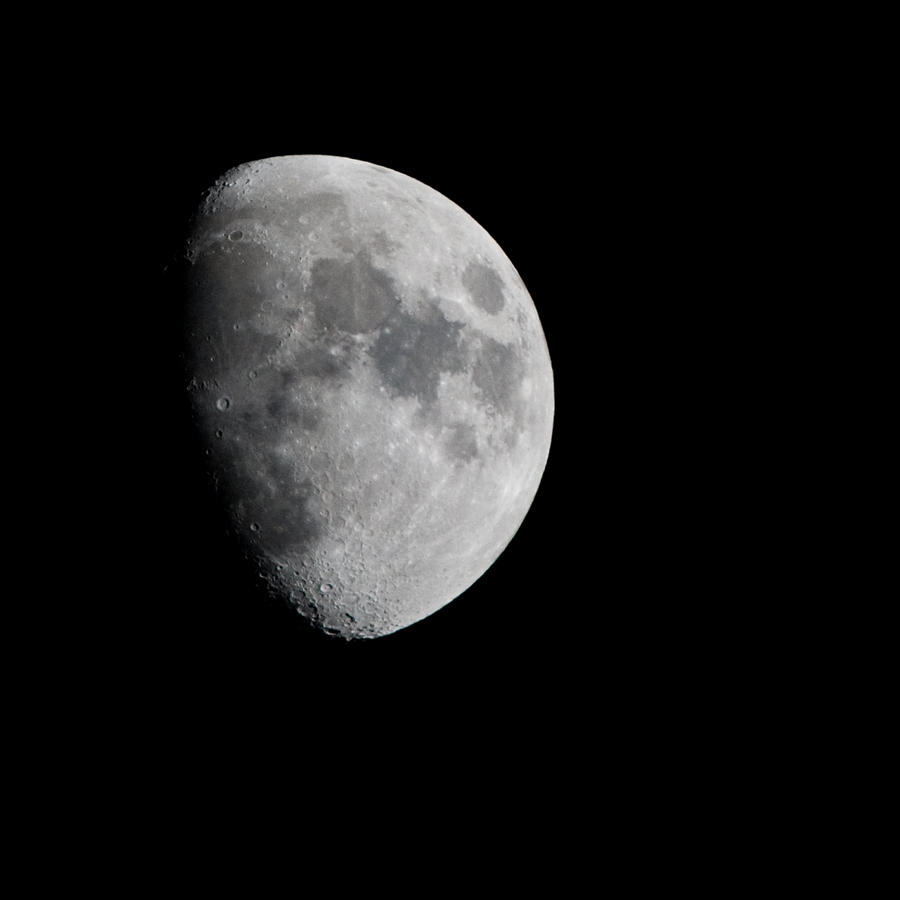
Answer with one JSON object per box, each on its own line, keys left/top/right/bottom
{"left": 369, "top": 304, "right": 467, "bottom": 406}
{"left": 444, "top": 422, "right": 480, "bottom": 464}
{"left": 462, "top": 260, "right": 506, "bottom": 315}
{"left": 310, "top": 250, "right": 400, "bottom": 334}
{"left": 472, "top": 336, "right": 523, "bottom": 416}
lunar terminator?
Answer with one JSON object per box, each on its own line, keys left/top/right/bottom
{"left": 180, "top": 155, "right": 554, "bottom": 638}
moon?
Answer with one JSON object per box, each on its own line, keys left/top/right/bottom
{"left": 179, "top": 155, "right": 554, "bottom": 638}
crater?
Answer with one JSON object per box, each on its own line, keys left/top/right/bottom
{"left": 462, "top": 260, "right": 506, "bottom": 314}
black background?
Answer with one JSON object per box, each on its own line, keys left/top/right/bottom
{"left": 68, "top": 42, "right": 703, "bottom": 812}
{"left": 19, "top": 21, "right": 800, "bottom": 885}
{"left": 97, "top": 91, "right": 604, "bottom": 745}
{"left": 189, "top": 152, "right": 586, "bottom": 681}
{"left": 19, "top": 16, "right": 817, "bottom": 881}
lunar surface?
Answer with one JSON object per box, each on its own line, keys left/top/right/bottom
{"left": 179, "top": 155, "right": 554, "bottom": 638}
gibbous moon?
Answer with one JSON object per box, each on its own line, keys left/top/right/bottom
{"left": 180, "top": 155, "right": 554, "bottom": 638}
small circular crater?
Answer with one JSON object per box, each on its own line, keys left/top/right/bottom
{"left": 216, "top": 397, "right": 231, "bottom": 411}
{"left": 248, "top": 370, "right": 258, "bottom": 380}
{"left": 250, "top": 522, "right": 260, "bottom": 532}
{"left": 215, "top": 429, "right": 223, "bottom": 438}
{"left": 229, "top": 230, "right": 243, "bottom": 241}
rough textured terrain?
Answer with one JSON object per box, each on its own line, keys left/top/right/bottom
{"left": 182, "top": 155, "right": 554, "bottom": 638}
